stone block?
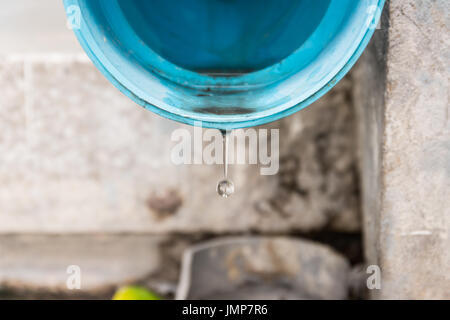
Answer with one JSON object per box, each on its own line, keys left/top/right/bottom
{"left": 0, "top": 234, "right": 164, "bottom": 291}
{"left": 354, "top": 0, "right": 450, "bottom": 299}
{"left": 0, "top": 56, "right": 360, "bottom": 234}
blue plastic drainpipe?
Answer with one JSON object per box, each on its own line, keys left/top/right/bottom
{"left": 64, "top": 0, "right": 385, "bottom": 129}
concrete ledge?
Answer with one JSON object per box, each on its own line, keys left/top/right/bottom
{"left": 0, "top": 234, "right": 164, "bottom": 291}
{"left": 355, "top": 0, "right": 450, "bottom": 299}
{"left": 0, "top": 57, "right": 359, "bottom": 234}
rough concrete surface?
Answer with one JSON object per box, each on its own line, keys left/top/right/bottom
{"left": 0, "top": 234, "right": 163, "bottom": 291}
{"left": 0, "top": 56, "right": 360, "bottom": 235}
{"left": 273, "top": 77, "right": 360, "bottom": 232}
{"left": 353, "top": 2, "right": 389, "bottom": 277}
{"left": 355, "top": 0, "right": 450, "bottom": 299}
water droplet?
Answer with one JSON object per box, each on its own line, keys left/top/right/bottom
{"left": 216, "top": 129, "right": 234, "bottom": 198}
{"left": 217, "top": 179, "right": 235, "bottom": 198}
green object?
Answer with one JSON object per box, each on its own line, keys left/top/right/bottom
{"left": 113, "top": 286, "right": 162, "bottom": 300}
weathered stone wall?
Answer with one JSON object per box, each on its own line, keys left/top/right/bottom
{"left": 0, "top": 54, "right": 360, "bottom": 295}
{"left": 0, "top": 55, "right": 358, "bottom": 235}
{"left": 354, "top": 0, "right": 450, "bottom": 299}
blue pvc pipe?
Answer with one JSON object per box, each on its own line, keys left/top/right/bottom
{"left": 64, "top": 0, "right": 385, "bottom": 129}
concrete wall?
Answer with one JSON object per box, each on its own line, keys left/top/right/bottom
{"left": 354, "top": 0, "right": 450, "bottom": 299}
{"left": 0, "top": 56, "right": 359, "bottom": 235}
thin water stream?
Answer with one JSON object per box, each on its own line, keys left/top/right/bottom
{"left": 216, "top": 130, "right": 235, "bottom": 198}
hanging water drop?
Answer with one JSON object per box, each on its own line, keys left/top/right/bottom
{"left": 217, "top": 129, "right": 234, "bottom": 198}
{"left": 217, "top": 179, "right": 235, "bottom": 198}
